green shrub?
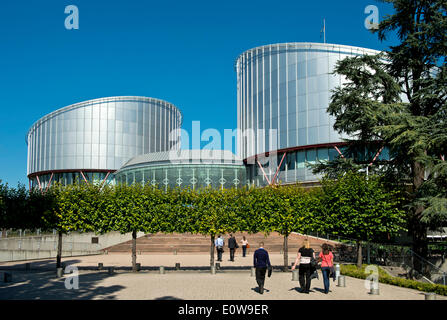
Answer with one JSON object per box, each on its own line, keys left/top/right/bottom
{"left": 340, "top": 264, "right": 447, "bottom": 296}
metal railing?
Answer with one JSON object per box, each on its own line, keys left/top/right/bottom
{"left": 0, "top": 229, "right": 57, "bottom": 238}
{"left": 399, "top": 249, "right": 447, "bottom": 285}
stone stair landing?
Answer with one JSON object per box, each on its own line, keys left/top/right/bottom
{"left": 103, "top": 232, "right": 341, "bottom": 255}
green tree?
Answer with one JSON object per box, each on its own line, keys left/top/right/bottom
{"left": 319, "top": 171, "right": 406, "bottom": 268}
{"left": 105, "top": 183, "right": 156, "bottom": 272}
{"left": 314, "top": 0, "right": 447, "bottom": 262}
{"left": 190, "top": 187, "right": 240, "bottom": 267}
{"left": 264, "top": 186, "right": 318, "bottom": 270}
{"left": 375, "top": 0, "right": 447, "bottom": 261}
{"left": 43, "top": 183, "right": 97, "bottom": 269}
{"left": 41, "top": 184, "right": 68, "bottom": 269}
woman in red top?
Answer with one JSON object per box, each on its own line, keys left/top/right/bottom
{"left": 318, "top": 243, "right": 333, "bottom": 294}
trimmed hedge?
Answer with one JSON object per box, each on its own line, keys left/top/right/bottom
{"left": 340, "top": 264, "right": 447, "bottom": 296}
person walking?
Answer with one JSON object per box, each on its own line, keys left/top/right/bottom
{"left": 228, "top": 234, "right": 238, "bottom": 261}
{"left": 291, "top": 239, "right": 315, "bottom": 294}
{"left": 319, "top": 243, "right": 334, "bottom": 294}
{"left": 241, "top": 236, "right": 249, "bottom": 257}
{"left": 253, "top": 242, "right": 271, "bottom": 294}
{"left": 215, "top": 234, "right": 224, "bottom": 262}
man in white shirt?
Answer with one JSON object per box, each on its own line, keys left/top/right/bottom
{"left": 215, "top": 235, "right": 224, "bottom": 262}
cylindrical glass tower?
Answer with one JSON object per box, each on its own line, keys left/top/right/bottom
{"left": 27, "top": 96, "right": 182, "bottom": 189}
{"left": 235, "top": 43, "right": 380, "bottom": 185}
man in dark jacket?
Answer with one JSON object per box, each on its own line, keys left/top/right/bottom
{"left": 253, "top": 242, "right": 271, "bottom": 294}
{"left": 228, "top": 234, "right": 238, "bottom": 261}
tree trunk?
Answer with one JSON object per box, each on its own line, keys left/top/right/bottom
{"left": 283, "top": 234, "right": 288, "bottom": 272}
{"left": 132, "top": 230, "right": 137, "bottom": 272}
{"left": 56, "top": 230, "right": 63, "bottom": 269}
{"left": 367, "top": 242, "right": 370, "bottom": 265}
{"left": 210, "top": 234, "right": 215, "bottom": 267}
{"left": 356, "top": 240, "right": 362, "bottom": 269}
{"left": 412, "top": 161, "right": 428, "bottom": 273}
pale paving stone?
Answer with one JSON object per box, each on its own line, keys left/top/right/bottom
{"left": 0, "top": 270, "right": 445, "bottom": 300}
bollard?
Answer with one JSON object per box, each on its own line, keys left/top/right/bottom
{"left": 369, "top": 279, "right": 379, "bottom": 295}
{"left": 251, "top": 267, "right": 255, "bottom": 277}
{"left": 1, "top": 272, "right": 12, "bottom": 283}
{"left": 292, "top": 270, "right": 299, "bottom": 281}
{"left": 337, "top": 275, "right": 346, "bottom": 287}
{"left": 159, "top": 266, "right": 165, "bottom": 274}
{"left": 335, "top": 264, "right": 340, "bottom": 280}
{"left": 56, "top": 267, "right": 63, "bottom": 278}
{"left": 211, "top": 266, "right": 216, "bottom": 274}
{"left": 3, "top": 272, "right": 12, "bottom": 283}
{"left": 175, "top": 263, "right": 180, "bottom": 270}
{"left": 425, "top": 293, "right": 436, "bottom": 300}
{"left": 370, "top": 287, "right": 380, "bottom": 295}
{"left": 98, "top": 263, "right": 103, "bottom": 270}
{"left": 25, "top": 263, "right": 31, "bottom": 271}
{"left": 215, "top": 263, "right": 221, "bottom": 270}
{"left": 108, "top": 267, "right": 114, "bottom": 275}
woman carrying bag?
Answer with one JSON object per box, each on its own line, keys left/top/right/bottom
{"left": 318, "top": 243, "right": 334, "bottom": 294}
{"left": 291, "top": 239, "right": 315, "bottom": 294}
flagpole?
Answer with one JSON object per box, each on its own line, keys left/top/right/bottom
{"left": 324, "top": 18, "right": 326, "bottom": 43}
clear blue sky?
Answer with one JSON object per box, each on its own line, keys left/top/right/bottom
{"left": 0, "top": 0, "right": 398, "bottom": 187}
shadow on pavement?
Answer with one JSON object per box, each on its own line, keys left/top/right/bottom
{"left": 154, "top": 296, "right": 183, "bottom": 300}
{"left": 0, "top": 259, "right": 82, "bottom": 271}
{"left": 313, "top": 288, "right": 327, "bottom": 294}
{"left": 251, "top": 287, "right": 270, "bottom": 294}
{"left": 0, "top": 271, "right": 125, "bottom": 300}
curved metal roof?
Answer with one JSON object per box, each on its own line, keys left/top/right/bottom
{"left": 234, "top": 42, "right": 382, "bottom": 71}
{"left": 118, "top": 149, "right": 244, "bottom": 171}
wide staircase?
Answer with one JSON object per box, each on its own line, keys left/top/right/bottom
{"left": 103, "top": 232, "right": 341, "bottom": 254}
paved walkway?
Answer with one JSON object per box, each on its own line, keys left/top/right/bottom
{"left": 0, "top": 269, "right": 443, "bottom": 300}
{"left": 0, "top": 252, "right": 302, "bottom": 269}
{"left": 0, "top": 253, "right": 445, "bottom": 300}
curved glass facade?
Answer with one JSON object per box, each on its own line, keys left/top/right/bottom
{"left": 27, "top": 96, "right": 182, "bottom": 189}
{"left": 235, "top": 43, "right": 380, "bottom": 184}
{"left": 115, "top": 150, "right": 247, "bottom": 190}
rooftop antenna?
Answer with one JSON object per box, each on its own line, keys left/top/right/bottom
{"left": 320, "top": 18, "right": 326, "bottom": 43}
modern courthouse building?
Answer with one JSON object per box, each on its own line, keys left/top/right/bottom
{"left": 236, "top": 43, "right": 388, "bottom": 186}
{"left": 26, "top": 96, "right": 182, "bottom": 189}
{"left": 27, "top": 43, "right": 387, "bottom": 190}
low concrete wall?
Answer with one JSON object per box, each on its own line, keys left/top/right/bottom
{"left": 0, "top": 250, "right": 100, "bottom": 262}
{"left": 0, "top": 231, "right": 144, "bottom": 262}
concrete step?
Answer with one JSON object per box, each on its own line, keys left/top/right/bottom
{"left": 104, "top": 232, "right": 341, "bottom": 254}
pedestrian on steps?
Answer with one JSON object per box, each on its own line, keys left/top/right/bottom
{"left": 215, "top": 235, "right": 224, "bottom": 262}
{"left": 228, "top": 234, "right": 238, "bottom": 261}
{"left": 241, "top": 236, "right": 249, "bottom": 257}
